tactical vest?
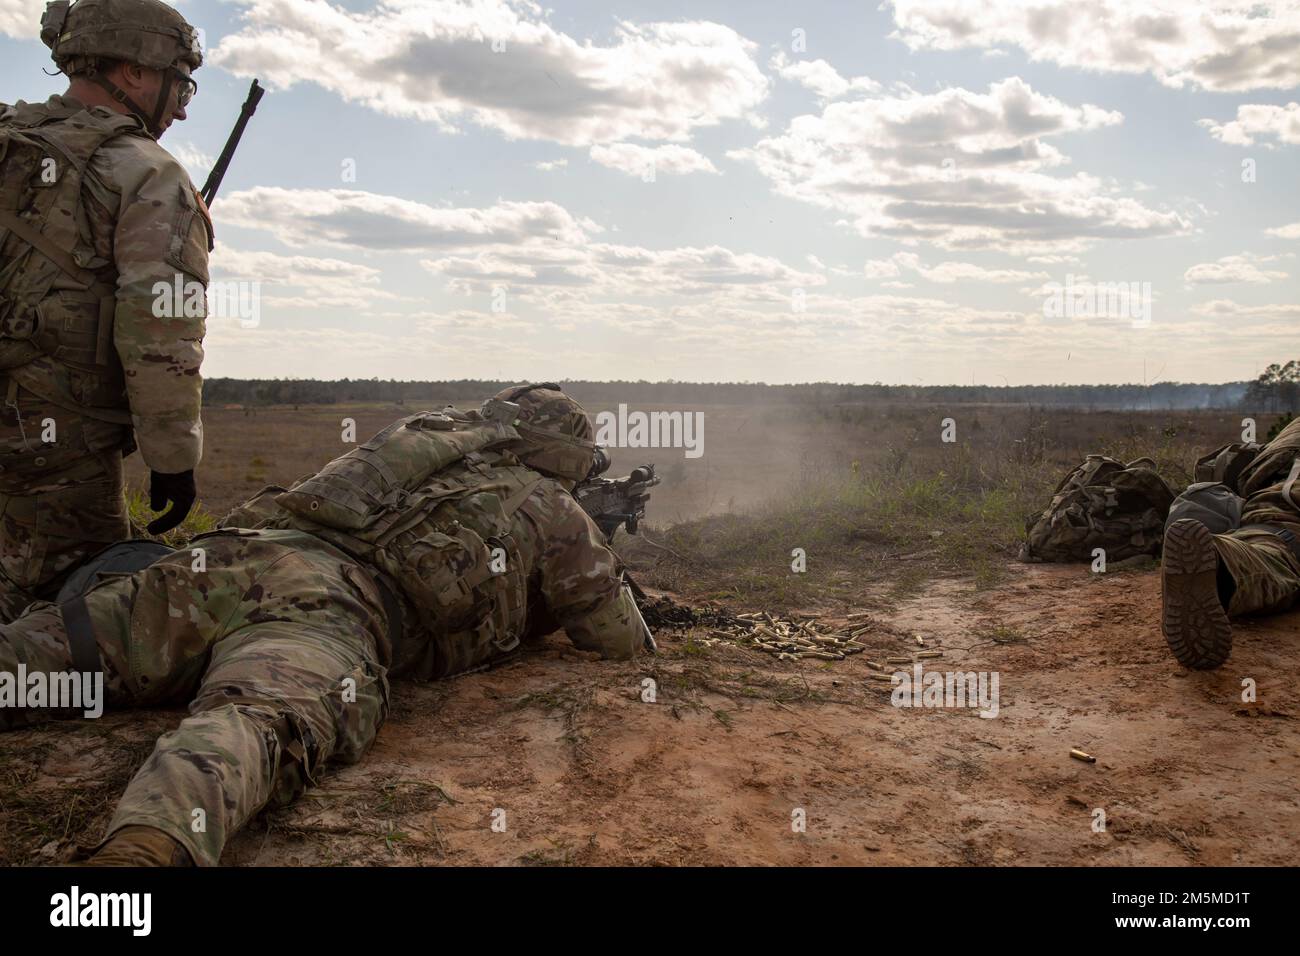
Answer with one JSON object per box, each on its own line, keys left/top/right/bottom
{"left": 1019, "top": 455, "right": 1176, "bottom": 563}
{"left": 0, "top": 100, "right": 140, "bottom": 426}
{"left": 270, "top": 409, "right": 545, "bottom": 678}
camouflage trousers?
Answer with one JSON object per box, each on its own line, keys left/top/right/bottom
{"left": 1211, "top": 486, "right": 1300, "bottom": 617}
{"left": 0, "top": 528, "right": 391, "bottom": 865}
{"left": 0, "top": 384, "right": 132, "bottom": 623}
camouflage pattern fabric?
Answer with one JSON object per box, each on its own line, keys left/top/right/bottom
{"left": 227, "top": 459, "right": 646, "bottom": 678}
{"left": 1020, "top": 455, "right": 1176, "bottom": 563}
{"left": 1210, "top": 417, "right": 1300, "bottom": 617}
{"left": 227, "top": 399, "right": 643, "bottom": 678}
{"left": 0, "top": 94, "right": 209, "bottom": 474}
{"left": 0, "top": 410, "right": 645, "bottom": 864}
{"left": 0, "top": 446, "right": 128, "bottom": 622}
{"left": 491, "top": 383, "right": 598, "bottom": 483}
{"left": 41, "top": 0, "right": 204, "bottom": 74}
{"left": 0, "top": 528, "right": 391, "bottom": 866}
{"left": 0, "top": 93, "right": 207, "bottom": 614}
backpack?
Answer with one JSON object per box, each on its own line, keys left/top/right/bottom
{"left": 267, "top": 406, "right": 546, "bottom": 677}
{"left": 1019, "top": 455, "right": 1176, "bottom": 563}
{"left": 0, "top": 100, "right": 139, "bottom": 423}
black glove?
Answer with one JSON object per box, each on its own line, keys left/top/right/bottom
{"left": 147, "top": 469, "right": 197, "bottom": 535}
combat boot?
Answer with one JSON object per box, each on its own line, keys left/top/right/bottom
{"left": 77, "top": 826, "right": 194, "bottom": 867}
{"left": 1161, "top": 518, "right": 1234, "bottom": 670}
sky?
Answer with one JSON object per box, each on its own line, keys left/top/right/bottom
{"left": 2, "top": 0, "right": 1299, "bottom": 386}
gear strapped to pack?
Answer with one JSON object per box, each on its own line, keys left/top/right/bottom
{"left": 271, "top": 408, "right": 546, "bottom": 678}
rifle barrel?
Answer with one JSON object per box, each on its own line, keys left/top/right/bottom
{"left": 200, "top": 79, "right": 265, "bottom": 207}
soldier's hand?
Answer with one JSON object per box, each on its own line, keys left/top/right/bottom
{"left": 147, "top": 470, "right": 197, "bottom": 535}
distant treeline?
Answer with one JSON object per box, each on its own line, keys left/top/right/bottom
{"left": 202, "top": 378, "right": 1255, "bottom": 410}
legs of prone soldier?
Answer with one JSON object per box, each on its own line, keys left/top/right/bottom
{"left": 98, "top": 616, "right": 389, "bottom": 866}
{"left": 1163, "top": 483, "right": 1300, "bottom": 670}
{"left": 0, "top": 529, "right": 391, "bottom": 865}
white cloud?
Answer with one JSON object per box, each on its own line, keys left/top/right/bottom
{"left": 210, "top": 242, "right": 406, "bottom": 308}
{"left": 422, "top": 241, "right": 824, "bottom": 298}
{"left": 534, "top": 158, "right": 568, "bottom": 171}
{"left": 1267, "top": 222, "right": 1300, "bottom": 239}
{"left": 217, "top": 187, "right": 599, "bottom": 250}
{"left": 1183, "top": 254, "right": 1288, "bottom": 284}
{"left": 1199, "top": 102, "right": 1300, "bottom": 146}
{"left": 0, "top": 1, "right": 45, "bottom": 40}
{"left": 865, "top": 251, "right": 1048, "bottom": 283}
{"left": 588, "top": 142, "right": 718, "bottom": 177}
{"left": 1190, "top": 298, "right": 1300, "bottom": 320}
{"left": 730, "top": 77, "right": 1185, "bottom": 254}
{"left": 887, "top": 0, "right": 1300, "bottom": 92}
{"left": 770, "top": 52, "right": 880, "bottom": 99}
{"left": 211, "top": 0, "right": 770, "bottom": 146}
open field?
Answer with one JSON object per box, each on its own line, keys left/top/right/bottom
{"left": 125, "top": 399, "right": 1266, "bottom": 526}
{"left": 3, "top": 400, "right": 1298, "bottom": 866}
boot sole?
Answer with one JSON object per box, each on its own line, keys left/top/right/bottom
{"left": 1161, "top": 519, "right": 1232, "bottom": 670}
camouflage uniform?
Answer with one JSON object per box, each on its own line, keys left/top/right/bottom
{"left": 1163, "top": 417, "right": 1300, "bottom": 668}
{"left": 0, "top": 390, "right": 646, "bottom": 865}
{"left": 0, "top": 0, "right": 207, "bottom": 622}
{"left": 1210, "top": 417, "right": 1300, "bottom": 616}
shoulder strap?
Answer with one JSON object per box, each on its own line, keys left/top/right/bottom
{"left": 0, "top": 207, "right": 102, "bottom": 289}
{"left": 498, "top": 475, "right": 544, "bottom": 517}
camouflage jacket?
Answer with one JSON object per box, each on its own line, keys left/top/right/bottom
{"left": 220, "top": 451, "right": 646, "bottom": 679}
{"left": 0, "top": 94, "right": 207, "bottom": 474}
{"left": 1238, "top": 416, "right": 1300, "bottom": 528}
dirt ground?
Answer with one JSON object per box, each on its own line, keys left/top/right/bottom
{"left": 5, "top": 562, "right": 1297, "bottom": 866}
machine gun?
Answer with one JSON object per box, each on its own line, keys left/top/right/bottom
{"left": 573, "top": 447, "right": 660, "bottom": 542}
{"left": 573, "top": 447, "right": 661, "bottom": 653}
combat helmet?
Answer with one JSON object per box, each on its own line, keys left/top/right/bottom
{"left": 490, "top": 383, "right": 597, "bottom": 484}
{"left": 40, "top": 0, "right": 202, "bottom": 136}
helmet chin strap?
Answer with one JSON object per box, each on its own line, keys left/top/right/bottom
{"left": 88, "top": 66, "right": 175, "bottom": 139}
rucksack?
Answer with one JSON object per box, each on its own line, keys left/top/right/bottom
{"left": 266, "top": 405, "right": 546, "bottom": 677}
{"left": 1019, "top": 455, "right": 1176, "bottom": 563}
{"left": 0, "top": 100, "right": 139, "bottom": 424}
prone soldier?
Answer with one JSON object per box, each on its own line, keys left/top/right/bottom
{"left": 0, "top": 385, "right": 653, "bottom": 865}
